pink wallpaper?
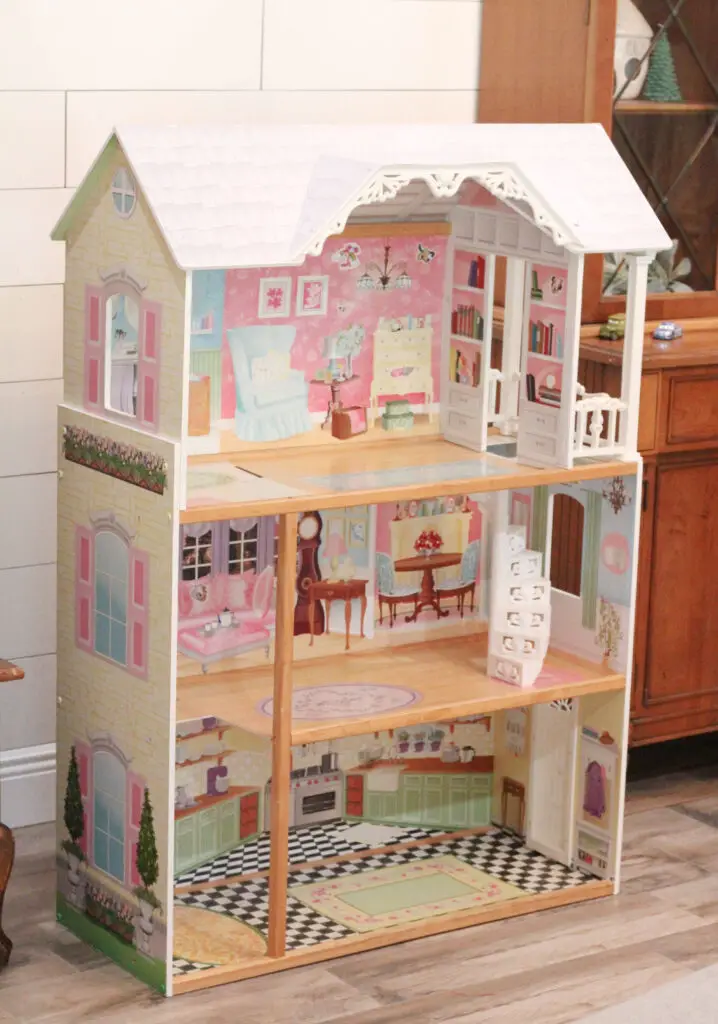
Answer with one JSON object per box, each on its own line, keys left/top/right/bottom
{"left": 221, "top": 233, "right": 447, "bottom": 418}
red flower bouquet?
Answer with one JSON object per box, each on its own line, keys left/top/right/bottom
{"left": 414, "top": 529, "right": 443, "bottom": 555}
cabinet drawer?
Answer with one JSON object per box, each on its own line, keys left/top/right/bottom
{"left": 346, "top": 775, "right": 363, "bottom": 793}
{"left": 240, "top": 791, "right": 259, "bottom": 810}
{"left": 448, "top": 386, "right": 481, "bottom": 415}
{"left": 446, "top": 410, "right": 478, "bottom": 435}
{"left": 665, "top": 372, "right": 718, "bottom": 447}
{"left": 521, "top": 405, "right": 559, "bottom": 437}
{"left": 517, "top": 431, "right": 557, "bottom": 460}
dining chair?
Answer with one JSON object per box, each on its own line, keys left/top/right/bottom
{"left": 376, "top": 553, "right": 419, "bottom": 627}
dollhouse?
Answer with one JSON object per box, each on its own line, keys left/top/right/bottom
{"left": 50, "top": 123, "right": 669, "bottom": 996}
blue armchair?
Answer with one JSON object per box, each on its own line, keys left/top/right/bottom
{"left": 435, "top": 540, "right": 480, "bottom": 618}
{"left": 226, "top": 326, "right": 312, "bottom": 442}
{"left": 376, "top": 552, "right": 419, "bottom": 628}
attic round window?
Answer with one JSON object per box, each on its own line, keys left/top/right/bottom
{"left": 111, "top": 167, "right": 136, "bottom": 218}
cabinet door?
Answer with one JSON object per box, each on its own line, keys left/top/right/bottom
{"left": 468, "top": 777, "right": 493, "bottom": 828}
{"left": 421, "top": 776, "right": 445, "bottom": 827}
{"left": 198, "top": 806, "right": 219, "bottom": 859}
{"left": 381, "top": 791, "right": 400, "bottom": 822}
{"left": 400, "top": 775, "right": 424, "bottom": 824}
{"left": 634, "top": 457, "right": 718, "bottom": 740}
{"left": 175, "top": 816, "right": 197, "bottom": 873}
{"left": 364, "top": 792, "right": 387, "bottom": 823}
{"left": 446, "top": 776, "right": 470, "bottom": 828}
{"left": 219, "top": 797, "right": 239, "bottom": 849}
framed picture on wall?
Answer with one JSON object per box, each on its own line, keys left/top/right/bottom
{"left": 348, "top": 519, "right": 366, "bottom": 548}
{"left": 296, "top": 275, "right": 329, "bottom": 317}
{"left": 258, "top": 277, "right": 292, "bottom": 318}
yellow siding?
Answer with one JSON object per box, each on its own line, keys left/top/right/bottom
{"left": 56, "top": 405, "right": 179, "bottom": 919}
{"left": 63, "top": 138, "right": 185, "bottom": 439}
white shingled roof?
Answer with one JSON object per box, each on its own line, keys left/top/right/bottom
{"left": 52, "top": 123, "right": 672, "bottom": 270}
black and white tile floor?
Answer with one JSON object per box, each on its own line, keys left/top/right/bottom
{"left": 174, "top": 819, "right": 447, "bottom": 887}
{"left": 172, "top": 826, "right": 592, "bottom": 978}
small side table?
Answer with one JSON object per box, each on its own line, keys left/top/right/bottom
{"left": 308, "top": 580, "right": 368, "bottom": 651}
{"left": 310, "top": 375, "right": 359, "bottom": 430}
{"left": 0, "top": 658, "right": 24, "bottom": 969}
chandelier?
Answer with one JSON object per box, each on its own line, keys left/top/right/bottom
{"left": 357, "top": 243, "right": 412, "bottom": 291}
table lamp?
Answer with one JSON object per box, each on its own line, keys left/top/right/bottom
{"left": 323, "top": 531, "right": 348, "bottom": 579}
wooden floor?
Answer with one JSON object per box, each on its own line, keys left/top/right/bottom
{"left": 4, "top": 763, "right": 718, "bottom": 1023}
{"left": 176, "top": 634, "right": 625, "bottom": 743}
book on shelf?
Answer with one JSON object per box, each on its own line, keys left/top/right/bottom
{"left": 531, "top": 269, "right": 543, "bottom": 300}
{"left": 451, "top": 305, "right": 484, "bottom": 341}
{"left": 528, "top": 318, "right": 563, "bottom": 358}
{"left": 537, "top": 385, "right": 561, "bottom": 407}
{"left": 467, "top": 256, "right": 486, "bottom": 290}
{"left": 451, "top": 344, "right": 480, "bottom": 388}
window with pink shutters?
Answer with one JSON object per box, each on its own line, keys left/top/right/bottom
{"left": 127, "top": 548, "right": 149, "bottom": 678}
{"left": 84, "top": 286, "right": 105, "bottom": 410}
{"left": 125, "top": 772, "right": 145, "bottom": 888}
{"left": 74, "top": 740, "right": 93, "bottom": 860}
{"left": 75, "top": 526, "right": 94, "bottom": 652}
{"left": 138, "top": 300, "right": 161, "bottom": 431}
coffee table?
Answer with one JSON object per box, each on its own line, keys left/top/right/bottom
{"left": 393, "top": 552, "right": 462, "bottom": 622}
{"left": 0, "top": 659, "right": 24, "bottom": 968}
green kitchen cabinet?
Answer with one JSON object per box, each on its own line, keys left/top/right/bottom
{"left": 199, "top": 806, "right": 219, "bottom": 860}
{"left": 359, "top": 772, "right": 493, "bottom": 830}
{"left": 175, "top": 816, "right": 198, "bottom": 874}
{"left": 219, "top": 796, "right": 240, "bottom": 848}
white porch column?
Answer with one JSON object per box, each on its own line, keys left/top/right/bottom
{"left": 499, "top": 257, "right": 525, "bottom": 434}
{"left": 620, "top": 254, "right": 652, "bottom": 455}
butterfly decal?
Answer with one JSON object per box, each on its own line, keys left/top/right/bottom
{"left": 416, "top": 243, "right": 436, "bottom": 264}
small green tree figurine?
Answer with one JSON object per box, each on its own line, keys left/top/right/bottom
{"left": 642, "top": 30, "right": 683, "bottom": 103}
{"left": 62, "top": 745, "right": 85, "bottom": 861}
{"left": 135, "top": 788, "right": 161, "bottom": 912}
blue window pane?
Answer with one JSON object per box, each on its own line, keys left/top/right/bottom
{"left": 95, "top": 574, "right": 110, "bottom": 615}
{"left": 110, "top": 622, "right": 127, "bottom": 666}
{"left": 95, "top": 613, "right": 111, "bottom": 658}
{"left": 94, "top": 829, "right": 108, "bottom": 874}
{"left": 108, "top": 838, "right": 124, "bottom": 881}
{"left": 108, "top": 801, "right": 124, "bottom": 841}
{"left": 109, "top": 577, "right": 127, "bottom": 624}
{"left": 122, "top": 194, "right": 134, "bottom": 215}
{"left": 94, "top": 794, "right": 109, "bottom": 834}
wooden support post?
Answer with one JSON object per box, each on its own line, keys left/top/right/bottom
{"left": 267, "top": 512, "right": 297, "bottom": 959}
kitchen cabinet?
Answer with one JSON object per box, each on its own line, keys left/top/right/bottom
{"left": 580, "top": 333, "right": 718, "bottom": 744}
{"left": 174, "top": 789, "right": 261, "bottom": 874}
{"left": 353, "top": 771, "right": 492, "bottom": 829}
{"left": 346, "top": 774, "right": 364, "bottom": 817}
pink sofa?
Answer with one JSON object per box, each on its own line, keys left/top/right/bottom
{"left": 177, "top": 566, "right": 275, "bottom": 672}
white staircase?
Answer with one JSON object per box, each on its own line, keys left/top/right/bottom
{"left": 488, "top": 523, "right": 551, "bottom": 688}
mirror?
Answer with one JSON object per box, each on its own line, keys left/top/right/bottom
{"left": 106, "top": 293, "right": 139, "bottom": 416}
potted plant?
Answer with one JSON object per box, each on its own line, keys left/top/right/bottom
{"left": 595, "top": 598, "right": 624, "bottom": 666}
{"left": 133, "top": 789, "right": 161, "bottom": 927}
{"left": 397, "top": 730, "right": 410, "bottom": 754}
{"left": 61, "top": 746, "right": 85, "bottom": 902}
{"left": 414, "top": 529, "right": 443, "bottom": 557}
{"left": 413, "top": 730, "right": 427, "bottom": 753}
{"left": 429, "top": 728, "right": 445, "bottom": 752}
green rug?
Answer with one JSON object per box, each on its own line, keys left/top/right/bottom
{"left": 290, "top": 854, "right": 523, "bottom": 933}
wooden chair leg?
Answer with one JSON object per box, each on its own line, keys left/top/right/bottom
{"left": 470, "top": 584, "right": 475, "bottom": 612}
{"left": 0, "top": 824, "right": 15, "bottom": 969}
{"left": 379, "top": 597, "right": 384, "bottom": 625}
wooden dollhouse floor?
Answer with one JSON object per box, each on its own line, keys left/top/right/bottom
{"left": 183, "top": 437, "right": 637, "bottom": 520}
{"left": 171, "top": 826, "right": 595, "bottom": 980}
{"left": 176, "top": 635, "right": 626, "bottom": 745}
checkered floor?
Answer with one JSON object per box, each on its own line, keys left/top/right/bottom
{"left": 171, "top": 827, "right": 593, "bottom": 977}
{"left": 174, "top": 819, "right": 447, "bottom": 887}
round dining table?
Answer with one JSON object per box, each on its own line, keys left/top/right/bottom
{"left": 393, "top": 550, "right": 462, "bottom": 622}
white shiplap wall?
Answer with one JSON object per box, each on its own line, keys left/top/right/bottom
{"left": 0, "top": 0, "right": 482, "bottom": 827}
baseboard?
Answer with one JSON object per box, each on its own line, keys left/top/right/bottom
{"left": 0, "top": 742, "right": 56, "bottom": 828}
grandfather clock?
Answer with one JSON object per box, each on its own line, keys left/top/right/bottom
{"left": 294, "top": 510, "right": 325, "bottom": 636}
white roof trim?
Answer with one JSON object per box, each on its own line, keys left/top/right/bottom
{"left": 295, "top": 164, "right": 576, "bottom": 259}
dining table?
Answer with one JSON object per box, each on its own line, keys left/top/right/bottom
{"left": 393, "top": 550, "right": 462, "bottom": 622}
{"left": 0, "top": 658, "right": 24, "bottom": 968}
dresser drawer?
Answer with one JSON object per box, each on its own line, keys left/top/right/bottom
{"left": 520, "top": 404, "right": 559, "bottom": 437}
{"left": 448, "top": 386, "right": 481, "bottom": 416}
{"left": 664, "top": 371, "right": 718, "bottom": 447}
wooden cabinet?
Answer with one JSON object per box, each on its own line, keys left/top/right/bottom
{"left": 580, "top": 331, "right": 718, "bottom": 743}
{"left": 239, "top": 791, "right": 259, "bottom": 839}
{"left": 345, "top": 774, "right": 364, "bottom": 817}
{"left": 479, "top": 0, "right": 718, "bottom": 325}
